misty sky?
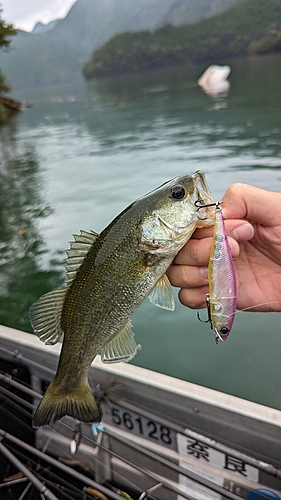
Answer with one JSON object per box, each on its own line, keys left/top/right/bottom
{"left": 1, "top": 0, "right": 76, "bottom": 32}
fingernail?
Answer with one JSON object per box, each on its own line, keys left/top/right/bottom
{"left": 200, "top": 267, "right": 208, "bottom": 279}
{"left": 232, "top": 222, "right": 254, "bottom": 242}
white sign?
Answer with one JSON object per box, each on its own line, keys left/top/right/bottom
{"left": 178, "top": 460, "right": 223, "bottom": 500}
{"left": 177, "top": 434, "right": 259, "bottom": 500}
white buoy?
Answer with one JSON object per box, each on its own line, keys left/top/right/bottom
{"left": 198, "top": 64, "right": 231, "bottom": 96}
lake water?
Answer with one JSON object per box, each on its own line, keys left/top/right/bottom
{"left": 2, "top": 54, "right": 281, "bottom": 410}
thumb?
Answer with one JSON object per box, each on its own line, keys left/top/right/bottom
{"left": 230, "top": 221, "right": 254, "bottom": 242}
{"left": 221, "top": 183, "right": 281, "bottom": 227}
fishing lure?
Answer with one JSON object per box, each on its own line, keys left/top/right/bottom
{"left": 197, "top": 201, "right": 237, "bottom": 343}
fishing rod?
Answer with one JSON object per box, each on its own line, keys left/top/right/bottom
{"left": 0, "top": 441, "right": 59, "bottom": 500}
{"left": 1, "top": 382, "right": 279, "bottom": 500}
{"left": 2, "top": 353, "right": 281, "bottom": 480}
{"left": 0, "top": 429, "right": 130, "bottom": 500}
{"left": 55, "top": 416, "right": 248, "bottom": 500}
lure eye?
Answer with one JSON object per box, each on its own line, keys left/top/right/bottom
{"left": 171, "top": 185, "right": 185, "bottom": 200}
{"left": 220, "top": 327, "right": 229, "bottom": 336}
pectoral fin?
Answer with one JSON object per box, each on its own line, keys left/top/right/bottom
{"left": 148, "top": 274, "right": 175, "bottom": 311}
{"left": 100, "top": 321, "right": 137, "bottom": 363}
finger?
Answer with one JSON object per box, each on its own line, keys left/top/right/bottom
{"left": 190, "top": 220, "right": 254, "bottom": 243}
{"left": 167, "top": 263, "right": 208, "bottom": 289}
{"left": 173, "top": 235, "right": 240, "bottom": 266}
{"left": 191, "top": 227, "right": 214, "bottom": 240}
{"left": 226, "top": 221, "right": 254, "bottom": 242}
{"left": 222, "top": 184, "right": 281, "bottom": 226}
{"left": 178, "top": 285, "right": 209, "bottom": 309}
{"left": 173, "top": 237, "right": 213, "bottom": 266}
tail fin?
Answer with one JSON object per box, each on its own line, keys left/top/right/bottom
{"left": 33, "top": 378, "right": 101, "bottom": 428}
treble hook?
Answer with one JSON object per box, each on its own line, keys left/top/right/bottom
{"left": 194, "top": 198, "right": 204, "bottom": 208}
{"left": 197, "top": 294, "right": 213, "bottom": 325}
{"left": 194, "top": 199, "right": 222, "bottom": 211}
{"left": 194, "top": 199, "right": 220, "bottom": 220}
{"left": 197, "top": 294, "right": 224, "bottom": 344}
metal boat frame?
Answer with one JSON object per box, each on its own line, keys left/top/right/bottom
{"left": 1, "top": 325, "right": 281, "bottom": 500}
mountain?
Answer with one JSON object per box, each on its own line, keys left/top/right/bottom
{"left": 0, "top": 0, "right": 237, "bottom": 90}
{"left": 83, "top": 0, "right": 281, "bottom": 79}
{"left": 31, "top": 20, "right": 59, "bottom": 34}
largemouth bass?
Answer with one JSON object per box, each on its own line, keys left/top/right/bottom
{"left": 30, "top": 171, "right": 214, "bottom": 427}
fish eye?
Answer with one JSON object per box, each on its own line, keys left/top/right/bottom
{"left": 220, "top": 326, "right": 229, "bottom": 335}
{"left": 171, "top": 185, "right": 185, "bottom": 200}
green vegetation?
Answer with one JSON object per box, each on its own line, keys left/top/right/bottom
{"left": 0, "top": 10, "right": 16, "bottom": 89}
{"left": 0, "top": 7, "right": 16, "bottom": 121}
{"left": 83, "top": 0, "right": 281, "bottom": 79}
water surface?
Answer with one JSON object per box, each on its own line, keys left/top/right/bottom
{"left": 2, "top": 54, "right": 281, "bottom": 409}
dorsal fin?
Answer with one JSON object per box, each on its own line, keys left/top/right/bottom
{"left": 65, "top": 230, "right": 99, "bottom": 285}
{"left": 30, "top": 230, "right": 99, "bottom": 345}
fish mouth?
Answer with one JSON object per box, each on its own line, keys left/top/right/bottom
{"left": 192, "top": 170, "right": 213, "bottom": 203}
{"left": 192, "top": 171, "right": 215, "bottom": 224}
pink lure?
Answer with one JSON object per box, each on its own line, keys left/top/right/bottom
{"left": 207, "top": 203, "right": 237, "bottom": 342}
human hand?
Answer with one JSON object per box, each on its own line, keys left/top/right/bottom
{"left": 167, "top": 183, "right": 281, "bottom": 312}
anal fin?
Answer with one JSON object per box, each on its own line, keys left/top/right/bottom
{"left": 100, "top": 321, "right": 137, "bottom": 364}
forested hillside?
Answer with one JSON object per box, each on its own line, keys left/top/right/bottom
{"left": 83, "top": 0, "right": 281, "bottom": 79}
{"left": 0, "top": 0, "right": 236, "bottom": 89}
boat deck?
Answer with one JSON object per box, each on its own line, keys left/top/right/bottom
{"left": 0, "top": 325, "right": 281, "bottom": 500}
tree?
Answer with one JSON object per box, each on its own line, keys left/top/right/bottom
{"left": 0, "top": 7, "right": 16, "bottom": 92}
